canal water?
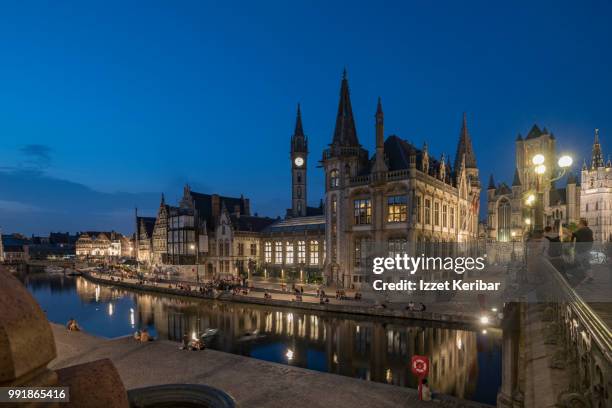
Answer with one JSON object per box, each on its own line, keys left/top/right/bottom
{"left": 23, "top": 272, "right": 502, "bottom": 405}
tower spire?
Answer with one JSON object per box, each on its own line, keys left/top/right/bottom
{"left": 294, "top": 103, "right": 304, "bottom": 137}
{"left": 331, "top": 69, "right": 359, "bottom": 147}
{"left": 512, "top": 167, "right": 521, "bottom": 186}
{"left": 373, "top": 97, "right": 387, "bottom": 174}
{"left": 591, "top": 128, "right": 604, "bottom": 168}
{"left": 454, "top": 112, "right": 477, "bottom": 171}
{"left": 488, "top": 174, "right": 496, "bottom": 189}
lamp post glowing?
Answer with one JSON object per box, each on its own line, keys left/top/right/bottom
{"left": 558, "top": 155, "right": 573, "bottom": 168}
{"left": 532, "top": 154, "right": 545, "bottom": 165}
{"left": 529, "top": 152, "right": 573, "bottom": 232}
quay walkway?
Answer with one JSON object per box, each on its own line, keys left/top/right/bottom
{"left": 82, "top": 270, "right": 501, "bottom": 328}
{"left": 49, "top": 324, "right": 492, "bottom": 408}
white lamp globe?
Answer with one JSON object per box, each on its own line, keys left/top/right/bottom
{"left": 532, "top": 154, "right": 545, "bottom": 165}
{"left": 558, "top": 155, "right": 573, "bottom": 168}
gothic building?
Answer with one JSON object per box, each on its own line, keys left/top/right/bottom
{"left": 321, "top": 71, "right": 481, "bottom": 288}
{"left": 134, "top": 71, "right": 485, "bottom": 286}
{"left": 581, "top": 129, "right": 612, "bottom": 242}
{"left": 487, "top": 125, "right": 581, "bottom": 241}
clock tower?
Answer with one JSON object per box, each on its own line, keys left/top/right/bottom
{"left": 291, "top": 103, "right": 308, "bottom": 217}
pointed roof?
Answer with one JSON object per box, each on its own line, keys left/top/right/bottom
{"left": 512, "top": 167, "right": 521, "bottom": 186}
{"left": 376, "top": 96, "right": 383, "bottom": 116}
{"left": 591, "top": 128, "right": 604, "bottom": 168}
{"left": 331, "top": 69, "right": 359, "bottom": 147}
{"left": 488, "top": 174, "right": 496, "bottom": 189}
{"left": 294, "top": 103, "right": 304, "bottom": 137}
{"left": 454, "top": 113, "right": 477, "bottom": 170}
{"left": 526, "top": 124, "right": 543, "bottom": 140}
{"left": 516, "top": 133, "right": 523, "bottom": 141}
{"left": 291, "top": 103, "right": 307, "bottom": 153}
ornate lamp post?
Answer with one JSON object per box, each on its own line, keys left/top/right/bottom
{"left": 529, "top": 153, "right": 573, "bottom": 232}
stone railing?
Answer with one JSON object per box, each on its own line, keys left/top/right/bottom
{"left": 386, "top": 169, "right": 410, "bottom": 181}
{"left": 536, "top": 257, "right": 611, "bottom": 408}
{"left": 349, "top": 174, "right": 370, "bottom": 185}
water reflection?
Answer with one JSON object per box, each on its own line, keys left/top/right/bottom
{"left": 23, "top": 273, "right": 501, "bottom": 404}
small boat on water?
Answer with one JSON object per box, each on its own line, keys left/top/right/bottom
{"left": 237, "top": 330, "right": 264, "bottom": 342}
{"left": 45, "top": 266, "right": 65, "bottom": 274}
{"left": 200, "top": 328, "right": 219, "bottom": 339}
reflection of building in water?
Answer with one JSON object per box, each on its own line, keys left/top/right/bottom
{"left": 127, "top": 291, "right": 482, "bottom": 398}
{"left": 75, "top": 278, "right": 125, "bottom": 303}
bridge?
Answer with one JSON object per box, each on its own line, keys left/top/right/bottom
{"left": 498, "top": 244, "right": 611, "bottom": 408}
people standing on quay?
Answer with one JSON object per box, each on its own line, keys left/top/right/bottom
{"left": 572, "top": 218, "right": 594, "bottom": 283}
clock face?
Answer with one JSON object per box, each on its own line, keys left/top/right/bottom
{"left": 294, "top": 157, "right": 304, "bottom": 167}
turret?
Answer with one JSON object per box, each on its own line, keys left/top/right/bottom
{"left": 591, "top": 128, "right": 604, "bottom": 169}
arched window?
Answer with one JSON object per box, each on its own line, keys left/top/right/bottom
{"left": 329, "top": 169, "right": 339, "bottom": 188}
{"left": 497, "top": 199, "right": 511, "bottom": 242}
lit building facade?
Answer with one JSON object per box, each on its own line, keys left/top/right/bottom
{"left": 321, "top": 72, "right": 481, "bottom": 288}
{"left": 76, "top": 231, "right": 128, "bottom": 260}
{"left": 487, "top": 125, "right": 580, "bottom": 241}
{"left": 581, "top": 129, "right": 612, "bottom": 242}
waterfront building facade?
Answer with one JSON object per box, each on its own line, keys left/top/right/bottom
{"left": 581, "top": 129, "right": 612, "bottom": 242}
{"left": 135, "top": 215, "right": 156, "bottom": 264}
{"left": 76, "top": 231, "right": 129, "bottom": 260}
{"left": 321, "top": 72, "right": 481, "bottom": 288}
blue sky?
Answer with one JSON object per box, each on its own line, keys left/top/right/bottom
{"left": 1, "top": 1, "right": 611, "bottom": 235}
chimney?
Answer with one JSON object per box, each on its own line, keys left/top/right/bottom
{"left": 243, "top": 198, "right": 251, "bottom": 216}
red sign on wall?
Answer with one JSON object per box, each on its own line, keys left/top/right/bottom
{"left": 411, "top": 355, "right": 429, "bottom": 377}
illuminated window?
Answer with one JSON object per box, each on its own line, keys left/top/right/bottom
{"left": 297, "top": 241, "right": 306, "bottom": 264}
{"left": 331, "top": 195, "right": 337, "bottom": 216}
{"left": 274, "top": 242, "right": 282, "bottom": 264}
{"left": 387, "top": 195, "right": 407, "bottom": 222}
{"left": 309, "top": 240, "right": 319, "bottom": 265}
{"left": 354, "top": 198, "right": 372, "bottom": 224}
{"left": 264, "top": 242, "right": 272, "bottom": 263}
{"left": 330, "top": 169, "right": 339, "bottom": 188}
{"left": 442, "top": 205, "right": 448, "bottom": 228}
{"left": 286, "top": 242, "right": 294, "bottom": 264}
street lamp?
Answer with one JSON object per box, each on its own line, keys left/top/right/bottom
{"left": 530, "top": 152, "right": 573, "bottom": 232}
{"left": 189, "top": 243, "right": 199, "bottom": 282}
